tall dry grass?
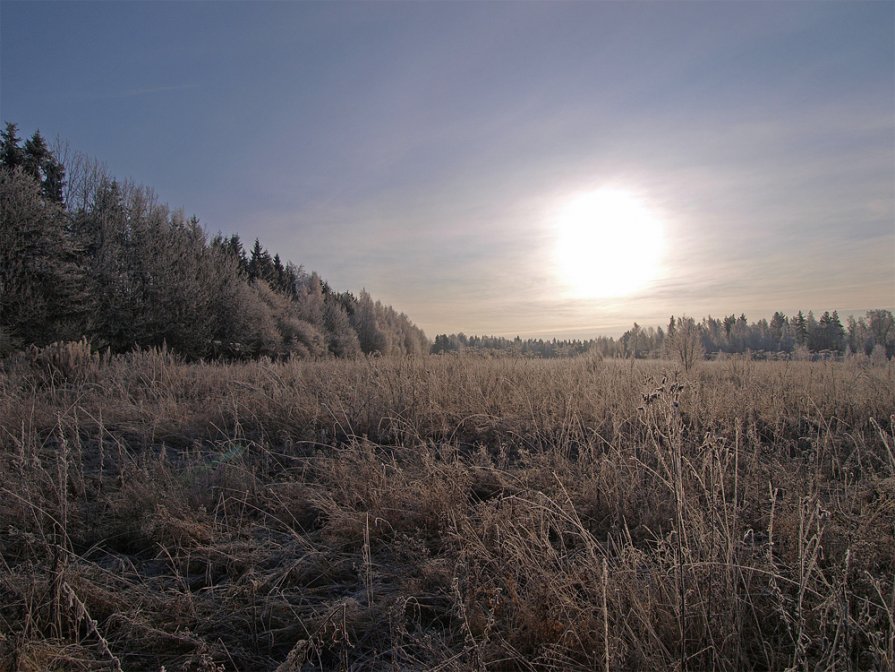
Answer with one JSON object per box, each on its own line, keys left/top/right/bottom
{"left": 1, "top": 349, "right": 893, "bottom": 670}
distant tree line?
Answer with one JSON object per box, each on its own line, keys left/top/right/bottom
{"left": 0, "top": 122, "right": 428, "bottom": 359}
{"left": 432, "top": 333, "right": 600, "bottom": 358}
{"left": 433, "top": 309, "right": 895, "bottom": 361}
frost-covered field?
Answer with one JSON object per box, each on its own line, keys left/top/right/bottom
{"left": 2, "top": 351, "right": 893, "bottom": 671}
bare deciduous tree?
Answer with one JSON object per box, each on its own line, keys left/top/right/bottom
{"left": 665, "top": 315, "right": 704, "bottom": 371}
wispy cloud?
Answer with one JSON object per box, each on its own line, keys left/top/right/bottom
{"left": 5, "top": 1, "right": 889, "bottom": 339}
{"left": 76, "top": 84, "right": 199, "bottom": 100}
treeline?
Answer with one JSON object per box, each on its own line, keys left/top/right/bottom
{"left": 432, "top": 333, "right": 601, "bottom": 358}
{"left": 433, "top": 309, "right": 895, "bottom": 360}
{"left": 0, "top": 123, "right": 428, "bottom": 359}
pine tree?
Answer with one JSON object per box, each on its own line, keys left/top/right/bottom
{"left": 223, "top": 234, "right": 248, "bottom": 275}
{"left": 770, "top": 312, "right": 787, "bottom": 348}
{"left": 0, "top": 122, "right": 24, "bottom": 169}
{"left": 806, "top": 311, "right": 819, "bottom": 351}
{"left": 1, "top": 126, "right": 65, "bottom": 203}
{"left": 22, "top": 131, "right": 50, "bottom": 180}
{"left": 42, "top": 156, "right": 65, "bottom": 204}
{"left": 272, "top": 253, "right": 285, "bottom": 291}
{"left": 829, "top": 311, "right": 845, "bottom": 352}
{"left": 247, "top": 238, "right": 273, "bottom": 282}
{"left": 23, "top": 131, "right": 66, "bottom": 203}
{"left": 793, "top": 311, "right": 808, "bottom": 346}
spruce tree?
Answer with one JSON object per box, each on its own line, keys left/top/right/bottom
{"left": 22, "top": 130, "right": 50, "bottom": 182}
{"left": 0, "top": 122, "right": 23, "bottom": 169}
{"left": 793, "top": 311, "right": 808, "bottom": 346}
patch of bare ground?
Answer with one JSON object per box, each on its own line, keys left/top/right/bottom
{"left": 1, "top": 349, "right": 893, "bottom": 670}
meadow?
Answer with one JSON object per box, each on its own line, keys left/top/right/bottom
{"left": 1, "top": 345, "right": 893, "bottom": 671}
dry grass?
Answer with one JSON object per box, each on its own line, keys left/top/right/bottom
{"left": 1, "top": 349, "right": 893, "bottom": 670}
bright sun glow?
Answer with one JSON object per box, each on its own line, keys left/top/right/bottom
{"left": 553, "top": 188, "right": 664, "bottom": 299}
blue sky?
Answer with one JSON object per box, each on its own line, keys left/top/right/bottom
{"left": 2, "top": 1, "right": 892, "bottom": 338}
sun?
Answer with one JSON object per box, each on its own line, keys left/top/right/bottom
{"left": 553, "top": 188, "right": 664, "bottom": 299}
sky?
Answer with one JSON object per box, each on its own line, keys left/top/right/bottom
{"left": 2, "top": 1, "right": 893, "bottom": 339}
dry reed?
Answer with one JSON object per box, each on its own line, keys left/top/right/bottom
{"left": 1, "top": 349, "right": 893, "bottom": 670}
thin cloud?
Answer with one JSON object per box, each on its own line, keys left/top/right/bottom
{"left": 76, "top": 84, "right": 199, "bottom": 100}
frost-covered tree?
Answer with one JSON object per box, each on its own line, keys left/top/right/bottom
{"left": 296, "top": 272, "right": 326, "bottom": 331}
{"left": 0, "top": 168, "right": 82, "bottom": 347}
{"left": 351, "top": 290, "right": 387, "bottom": 355}
{"left": 867, "top": 309, "right": 895, "bottom": 358}
{"left": 0, "top": 122, "right": 433, "bottom": 360}
{"left": 665, "top": 315, "right": 703, "bottom": 371}
{"left": 253, "top": 280, "right": 326, "bottom": 358}
{"left": 323, "top": 297, "right": 361, "bottom": 357}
